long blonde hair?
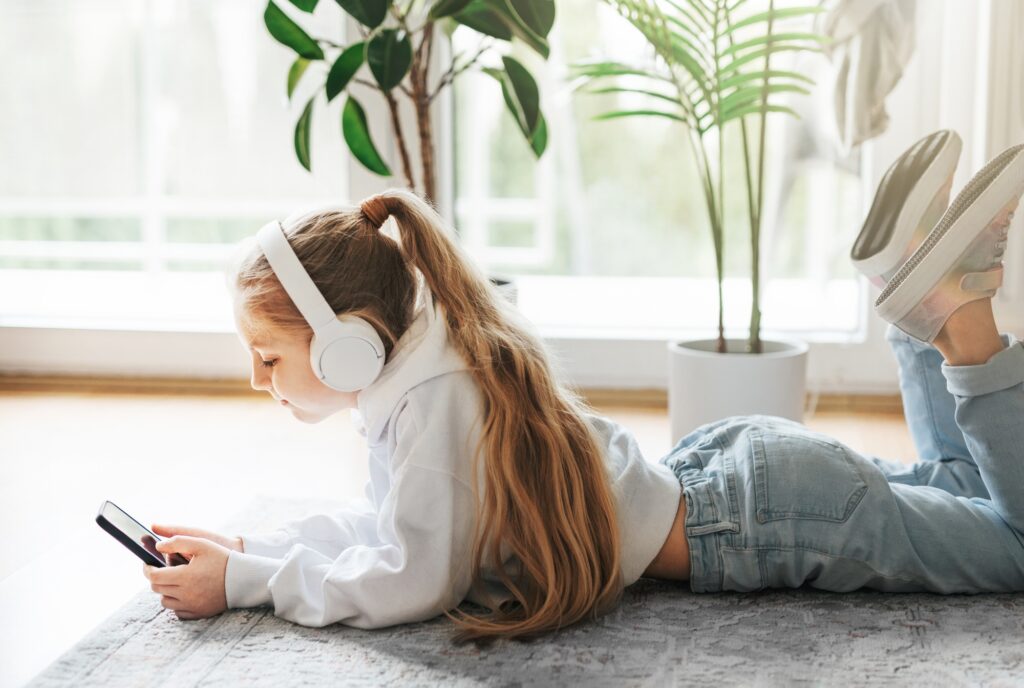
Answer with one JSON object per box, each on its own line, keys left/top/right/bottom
{"left": 231, "top": 189, "right": 623, "bottom": 644}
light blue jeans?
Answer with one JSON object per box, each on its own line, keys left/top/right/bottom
{"left": 660, "top": 324, "right": 1024, "bottom": 593}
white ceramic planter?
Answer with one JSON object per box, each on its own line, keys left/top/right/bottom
{"left": 668, "top": 337, "right": 809, "bottom": 444}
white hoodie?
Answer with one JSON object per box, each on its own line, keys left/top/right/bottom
{"left": 224, "top": 289, "right": 683, "bottom": 629}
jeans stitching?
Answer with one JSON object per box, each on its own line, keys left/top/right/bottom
{"left": 751, "top": 433, "right": 869, "bottom": 523}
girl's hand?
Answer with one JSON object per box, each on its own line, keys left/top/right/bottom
{"left": 142, "top": 536, "right": 231, "bottom": 620}
{"left": 151, "top": 524, "right": 244, "bottom": 553}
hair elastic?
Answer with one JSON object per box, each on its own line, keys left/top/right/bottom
{"left": 360, "top": 196, "right": 389, "bottom": 228}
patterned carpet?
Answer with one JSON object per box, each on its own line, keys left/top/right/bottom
{"left": 29, "top": 497, "right": 1024, "bottom": 687}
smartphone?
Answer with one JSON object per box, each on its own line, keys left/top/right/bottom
{"left": 96, "top": 500, "right": 188, "bottom": 567}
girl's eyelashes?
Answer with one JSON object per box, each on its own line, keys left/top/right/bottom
{"left": 261, "top": 359, "right": 278, "bottom": 368}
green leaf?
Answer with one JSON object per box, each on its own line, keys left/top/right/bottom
{"left": 593, "top": 109, "right": 688, "bottom": 123}
{"left": 720, "top": 85, "right": 808, "bottom": 119}
{"left": 528, "top": 111, "right": 547, "bottom": 157}
{"left": 334, "top": 0, "right": 388, "bottom": 28}
{"left": 663, "top": 0, "right": 711, "bottom": 43}
{"left": 507, "top": 0, "right": 554, "bottom": 37}
{"left": 718, "top": 69, "right": 814, "bottom": 92}
{"left": 294, "top": 97, "right": 314, "bottom": 171}
{"left": 452, "top": 0, "right": 513, "bottom": 40}
{"left": 727, "top": 6, "right": 826, "bottom": 34}
{"left": 665, "top": 35, "right": 711, "bottom": 93}
{"left": 721, "top": 33, "right": 830, "bottom": 58}
{"left": 429, "top": 0, "right": 474, "bottom": 20}
{"left": 289, "top": 0, "right": 319, "bottom": 11}
{"left": 665, "top": 26, "right": 711, "bottom": 74}
{"left": 718, "top": 103, "right": 801, "bottom": 123}
{"left": 326, "top": 42, "right": 365, "bottom": 101}
{"left": 287, "top": 57, "right": 311, "bottom": 98}
{"left": 665, "top": 0, "right": 712, "bottom": 27}
{"left": 717, "top": 44, "right": 824, "bottom": 78}
{"left": 367, "top": 29, "right": 412, "bottom": 90}
{"left": 569, "top": 59, "right": 673, "bottom": 84}
{"left": 342, "top": 97, "right": 392, "bottom": 176}
{"left": 484, "top": 64, "right": 547, "bottom": 157}
{"left": 501, "top": 55, "right": 539, "bottom": 134}
{"left": 495, "top": 0, "right": 549, "bottom": 58}
{"left": 586, "top": 85, "right": 681, "bottom": 107}
{"left": 265, "top": 1, "right": 324, "bottom": 59}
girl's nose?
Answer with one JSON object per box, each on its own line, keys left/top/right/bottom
{"left": 250, "top": 365, "right": 272, "bottom": 392}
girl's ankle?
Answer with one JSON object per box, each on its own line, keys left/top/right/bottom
{"left": 933, "top": 299, "right": 1003, "bottom": 365}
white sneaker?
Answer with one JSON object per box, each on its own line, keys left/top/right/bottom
{"left": 874, "top": 143, "right": 1024, "bottom": 343}
{"left": 851, "top": 130, "right": 962, "bottom": 288}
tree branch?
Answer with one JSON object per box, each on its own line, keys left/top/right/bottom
{"left": 382, "top": 89, "right": 417, "bottom": 192}
{"left": 410, "top": 23, "right": 436, "bottom": 200}
{"left": 428, "top": 40, "right": 493, "bottom": 102}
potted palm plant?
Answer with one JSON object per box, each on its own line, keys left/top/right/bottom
{"left": 263, "top": 0, "right": 552, "bottom": 303}
{"left": 575, "top": 0, "right": 829, "bottom": 440}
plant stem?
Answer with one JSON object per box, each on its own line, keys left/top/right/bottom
{"left": 712, "top": 0, "right": 726, "bottom": 353}
{"left": 724, "top": 0, "right": 762, "bottom": 354}
{"left": 382, "top": 88, "right": 416, "bottom": 192}
{"left": 750, "top": 0, "right": 775, "bottom": 354}
{"left": 411, "top": 24, "right": 437, "bottom": 201}
{"left": 690, "top": 129, "right": 724, "bottom": 353}
{"left": 739, "top": 117, "right": 759, "bottom": 353}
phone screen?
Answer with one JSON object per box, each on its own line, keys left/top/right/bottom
{"left": 97, "top": 501, "right": 185, "bottom": 566}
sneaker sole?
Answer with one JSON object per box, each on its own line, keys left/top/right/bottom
{"left": 875, "top": 145, "right": 1024, "bottom": 336}
{"left": 851, "top": 130, "right": 962, "bottom": 280}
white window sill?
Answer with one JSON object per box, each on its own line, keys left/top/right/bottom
{"left": 0, "top": 269, "right": 896, "bottom": 392}
{"left": 0, "top": 270, "right": 864, "bottom": 340}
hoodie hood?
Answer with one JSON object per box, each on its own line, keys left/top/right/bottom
{"left": 354, "top": 286, "right": 470, "bottom": 445}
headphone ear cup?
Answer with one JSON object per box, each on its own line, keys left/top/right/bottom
{"left": 310, "top": 318, "right": 386, "bottom": 392}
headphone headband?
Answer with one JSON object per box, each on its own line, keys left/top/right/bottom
{"left": 256, "top": 220, "right": 338, "bottom": 332}
{"left": 254, "top": 218, "right": 386, "bottom": 392}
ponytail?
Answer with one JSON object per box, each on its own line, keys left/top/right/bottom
{"left": 364, "top": 189, "right": 624, "bottom": 645}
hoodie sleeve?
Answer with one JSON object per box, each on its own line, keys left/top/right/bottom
{"left": 236, "top": 486, "right": 379, "bottom": 560}
{"left": 223, "top": 405, "right": 479, "bottom": 629}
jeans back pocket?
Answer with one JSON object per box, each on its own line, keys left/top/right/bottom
{"left": 750, "top": 430, "right": 868, "bottom": 523}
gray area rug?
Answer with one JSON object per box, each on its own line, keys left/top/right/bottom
{"left": 30, "top": 496, "right": 1024, "bottom": 687}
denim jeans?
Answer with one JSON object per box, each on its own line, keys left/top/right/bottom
{"left": 659, "top": 324, "right": 1024, "bottom": 593}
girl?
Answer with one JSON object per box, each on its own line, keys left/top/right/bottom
{"left": 144, "top": 137, "right": 1024, "bottom": 646}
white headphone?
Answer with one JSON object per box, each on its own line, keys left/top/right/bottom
{"left": 256, "top": 219, "right": 386, "bottom": 392}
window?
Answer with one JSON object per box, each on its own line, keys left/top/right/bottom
{"left": 0, "top": 0, "right": 348, "bottom": 328}
{"left": 452, "top": 0, "right": 865, "bottom": 335}
{"left": 2, "top": 0, "right": 1017, "bottom": 389}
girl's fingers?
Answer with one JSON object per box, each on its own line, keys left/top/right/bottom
{"left": 156, "top": 535, "right": 208, "bottom": 558}
{"left": 159, "top": 595, "right": 185, "bottom": 611}
{"left": 148, "top": 563, "right": 187, "bottom": 586}
{"left": 150, "top": 583, "right": 180, "bottom": 596}
{"left": 152, "top": 524, "right": 195, "bottom": 536}
{"left": 174, "top": 611, "right": 200, "bottom": 621}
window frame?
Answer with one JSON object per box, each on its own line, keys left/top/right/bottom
{"left": 2, "top": 0, "right": 1021, "bottom": 395}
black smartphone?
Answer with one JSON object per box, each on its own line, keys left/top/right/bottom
{"left": 96, "top": 500, "right": 188, "bottom": 567}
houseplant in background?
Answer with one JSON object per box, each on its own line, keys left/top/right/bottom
{"left": 575, "top": 0, "right": 830, "bottom": 440}
{"left": 263, "top": 0, "right": 554, "bottom": 302}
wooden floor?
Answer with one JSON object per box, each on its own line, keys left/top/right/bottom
{"left": 0, "top": 390, "right": 915, "bottom": 687}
